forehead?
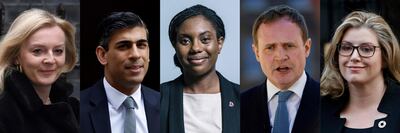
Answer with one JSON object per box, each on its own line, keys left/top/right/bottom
{"left": 109, "top": 26, "right": 147, "bottom": 41}
{"left": 256, "top": 18, "right": 303, "bottom": 45}
{"left": 177, "top": 15, "right": 215, "bottom": 34}
{"left": 24, "top": 25, "right": 65, "bottom": 47}
{"left": 342, "top": 27, "right": 378, "bottom": 45}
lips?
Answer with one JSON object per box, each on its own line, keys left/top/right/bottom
{"left": 275, "top": 66, "right": 290, "bottom": 72}
{"left": 187, "top": 55, "right": 208, "bottom": 65}
{"left": 347, "top": 66, "right": 365, "bottom": 71}
{"left": 39, "top": 69, "right": 56, "bottom": 75}
{"left": 125, "top": 64, "right": 144, "bottom": 73}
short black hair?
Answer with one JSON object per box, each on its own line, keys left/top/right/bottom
{"left": 169, "top": 4, "right": 225, "bottom": 46}
{"left": 252, "top": 5, "right": 308, "bottom": 46}
{"left": 168, "top": 4, "right": 225, "bottom": 70}
{"left": 97, "top": 12, "right": 147, "bottom": 51}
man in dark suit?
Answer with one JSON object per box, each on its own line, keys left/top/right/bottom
{"left": 241, "top": 5, "right": 320, "bottom": 133}
{"left": 80, "top": 12, "right": 160, "bottom": 133}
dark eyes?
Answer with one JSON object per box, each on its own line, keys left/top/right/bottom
{"left": 179, "top": 38, "right": 191, "bottom": 45}
{"left": 116, "top": 40, "right": 148, "bottom": 50}
{"left": 178, "top": 36, "right": 211, "bottom": 45}
{"left": 32, "top": 48, "right": 64, "bottom": 56}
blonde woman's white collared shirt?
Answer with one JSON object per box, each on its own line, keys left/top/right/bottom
{"left": 267, "top": 71, "right": 307, "bottom": 133}
{"left": 104, "top": 77, "right": 149, "bottom": 133}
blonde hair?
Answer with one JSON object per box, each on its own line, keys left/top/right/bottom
{"left": 321, "top": 11, "right": 400, "bottom": 98}
{"left": 0, "top": 8, "right": 77, "bottom": 93}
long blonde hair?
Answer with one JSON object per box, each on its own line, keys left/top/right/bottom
{"left": 321, "top": 11, "right": 400, "bottom": 98}
{"left": 0, "top": 8, "right": 77, "bottom": 93}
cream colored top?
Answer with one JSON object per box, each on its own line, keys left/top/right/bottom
{"left": 183, "top": 93, "right": 222, "bottom": 133}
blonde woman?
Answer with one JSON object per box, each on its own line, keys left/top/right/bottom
{"left": 0, "top": 9, "right": 78, "bottom": 132}
{"left": 321, "top": 11, "right": 400, "bottom": 132}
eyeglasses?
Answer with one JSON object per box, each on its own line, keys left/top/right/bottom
{"left": 338, "top": 43, "right": 380, "bottom": 58}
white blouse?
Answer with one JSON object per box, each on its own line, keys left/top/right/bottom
{"left": 183, "top": 93, "right": 222, "bottom": 133}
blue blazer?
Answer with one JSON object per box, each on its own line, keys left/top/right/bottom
{"left": 321, "top": 79, "right": 400, "bottom": 133}
{"left": 160, "top": 71, "right": 240, "bottom": 133}
{"left": 241, "top": 75, "right": 320, "bottom": 133}
{"left": 80, "top": 80, "right": 160, "bottom": 133}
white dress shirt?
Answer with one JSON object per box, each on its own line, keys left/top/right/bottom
{"left": 267, "top": 71, "right": 307, "bottom": 133}
{"left": 183, "top": 93, "right": 222, "bottom": 133}
{"left": 104, "top": 78, "right": 149, "bottom": 133}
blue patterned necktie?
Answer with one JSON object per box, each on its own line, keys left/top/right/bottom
{"left": 123, "top": 96, "right": 137, "bottom": 133}
{"left": 272, "top": 91, "right": 293, "bottom": 133}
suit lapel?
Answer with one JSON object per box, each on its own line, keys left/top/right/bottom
{"left": 292, "top": 76, "right": 320, "bottom": 133}
{"left": 142, "top": 86, "right": 160, "bottom": 133}
{"left": 218, "top": 72, "right": 240, "bottom": 133}
{"left": 262, "top": 82, "right": 272, "bottom": 132}
{"left": 88, "top": 81, "right": 112, "bottom": 133}
{"left": 170, "top": 76, "right": 185, "bottom": 133}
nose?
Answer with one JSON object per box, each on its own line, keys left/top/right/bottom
{"left": 190, "top": 40, "right": 202, "bottom": 53}
{"left": 274, "top": 46, "right": 289, "bottom": 61}
{"left": 350, "top": 48, "right": 361, "bottom": 62}
{"left": 129, "top": 45, "right": 141, "bottom": 59}
{"left": 43, "top": 51, "right": 56, "bottom": 64}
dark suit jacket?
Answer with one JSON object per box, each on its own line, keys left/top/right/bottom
{"left": 80, "top": 79, "right": 160, "bottom": 133}
{"left": 241, "top": 75, "right": 320, "bottom": 133}
{"left": 160, "top": 71, "right": 240, "bottom": 133}
{"left": 0, "top": 70, "right": 79, "bottom": 133}
{"left": 321, "top": 79, "right": 400, "bottom": 133}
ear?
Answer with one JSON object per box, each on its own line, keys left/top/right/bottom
{"left": 14, "top": 55, "right": 21, "bottom": 65}
{"left": 96, "top": 46, "right": 108, "bottom": 65}
{"left": 217, "top": 36, "right": 224, "bottom": 54}
{"left": 304, "top": 38, "right": 312, "bottom": 57}
{"left": 252, "top": 44, "right": 260, "bottom": 62}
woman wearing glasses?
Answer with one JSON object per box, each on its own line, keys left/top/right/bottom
{"left": 321, "top": 11, "right": 400, "bottom": 132}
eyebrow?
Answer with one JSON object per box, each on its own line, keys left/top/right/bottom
{"left": 27, "top": 43, "right": 65, "bottom": 48}
{"left": 341, "top": 41, "right": 376, "bottom": 46}
{"left": 115, "top": 39, "right": 148, "bottom": 45}
{"left": 263, "top": 42, "right": 295, "bottom": 46}
{"left": 178, "top": 31, "right": 213, "bottom": 37}
{"left": 199, "top": 31, "right": 212, "bottom": 36}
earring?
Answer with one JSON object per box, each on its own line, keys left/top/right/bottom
{"left": 16, "top": 64, "right": 22, "bottom": 73}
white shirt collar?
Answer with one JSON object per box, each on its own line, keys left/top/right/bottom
{"left": 267, "top": 71, "right": 307, "bottom": 102}
{"left": 103, "top": 77, "right": 142, "bottom": 110}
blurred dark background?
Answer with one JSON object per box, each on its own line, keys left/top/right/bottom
{"left": 0, "top": 0, "right": 80, "bottom": 98}
{"left": 240, "top": 0, "right": 320, "bottom": 90}
{"left": 80, "top": 0, "right": 160, "bottom": 91}
{"left": 321, "top": 0, "right": 400, "bottom": 74}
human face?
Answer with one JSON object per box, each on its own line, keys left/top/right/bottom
{"left": 18, "top": 25, "right": 66, "bottom": 89}
{"left": 97, "top": 27, "right": 149, "bottom": 90}
{"left": 252, "top": 18, "right": 311, "bottom": 89}
{"left": 339, "top": 27, "right": 383, "bottom": 85}
{"left": 175, "top": 15, "right": 223, "bottom": 76}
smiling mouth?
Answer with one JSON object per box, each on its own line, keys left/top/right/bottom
{"left": 39, "top": 70, "right": 56, "bottom": 75}
{"left": 126, "top": 65, "right": 143, "bottom": 73}
{"left": 347, "top": 66, "right": 365, "bottom": 71}
{"left": 188, "top": 56, "right": 208, "bottom": 65}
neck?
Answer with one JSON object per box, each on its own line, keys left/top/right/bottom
{"left": 347, "top": 75, "right": 386, "bottom": 109}
{"left": 183, "top": 70, "right": 220, "bottom": 94}
{"left": 105, "top": 76, "right": 139, "bottom": 96}
{"left": 33, "top": 85, "right": 52, "bottom": 105}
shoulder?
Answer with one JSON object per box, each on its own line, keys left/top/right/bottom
{"left": 81, "top": 80, "right": 103, "bottom": 99}
{"left": 160, "top": 80, "right": 175, "bottom": 90}
{"left": 142, "top": 85, "right": 160, "bottom": 99}
{"left": 0, "top": 91, "right": 22, "bottom": 131}
{"left": 241, "top": 83, "right": 264, "bottom": 97}
{"left": 306, "top": 75, "right": 320, "bottom": 90}
{"left": 241, "top": 82, "right": 265, "bottom": 102}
